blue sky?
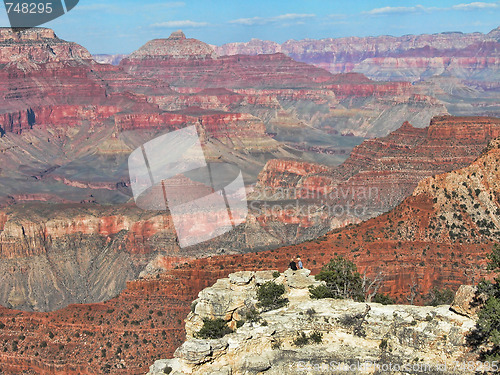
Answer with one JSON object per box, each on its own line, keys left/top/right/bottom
{"left": 1, "top": 0, "right": 499, "bottom": 53}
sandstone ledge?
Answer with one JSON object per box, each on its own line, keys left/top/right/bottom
{"left": 148, "top": 270, "right": 477, "bottom": 375}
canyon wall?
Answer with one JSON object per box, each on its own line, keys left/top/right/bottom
{"left": 215, "top": 27, "right": 500, "bottom": 82}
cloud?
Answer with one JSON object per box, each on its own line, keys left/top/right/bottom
{"left": 274, "top": 13, "right": 315, "bottom": 21}
{"left": 151, "top": 20, "right": 209, "bottom": 28}
{"left": 365, "top": 2, "right": 499, "bottom": 15}
{"left": 452, "top": 1, "right": 500, "bottom": 10}
{"left": 229, "top": 17, "right": 264, "bottom": 26}
{"left": 229, "top": 13, "right": 315, "bottom": 26}
{"left": 364, "top": 5, "right": 430, "bottom": 15}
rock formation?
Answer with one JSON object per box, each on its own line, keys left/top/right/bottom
{"left": 0, "top": 27, "right": 498, "bottom": 373}
{"left": 251, "top": 116, "right": 500, "bottom": 229}
{"left": 127, "top": 30, "right": 216, "bottom": 61}
{"left": 215, "top": 27, "right": 500, "bottom": 82}
{"left": 121, "top": 31, "right": 447, "bottom": 135}
{"left": 2, "top": 115, "right": 499, "bottom": 312}
{"left": 215, "top": 28, "right": 500, "bottom": 120}
{"left": 148, "top": 270, "right": 477, "bottom": 375}
{"left": 0, "top": 27, "right": 92, "bottom": 64}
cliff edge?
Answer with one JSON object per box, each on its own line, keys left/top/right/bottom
{"left": 148, "top": 270, "right": 477, "bottom": 375}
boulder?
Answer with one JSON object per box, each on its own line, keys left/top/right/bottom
{"left": 148, "top": 359, "right": 172, "bottom": 374}
{"left": 242, "top": 355, "right": 271, "bottom": 372}
{"left": 255, "top": 270, "right": 278, "bottom": 285}
{"left": 284, "top": 268, "right": 316, "bottom": 289}
{"left": 450, "top": 285, "right": 487, "bottom": 319}
{"left": 229, "top": 271, "right": 254, "bottom": 285}
{"left": 174, "top": 340, "right": 212, "bottom": 364}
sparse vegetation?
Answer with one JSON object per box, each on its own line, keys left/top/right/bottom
{"left": 245, "top": 307, "right": 261, "bottom": 323}
{"left": 271, "top": 338, "right": 282, "bottom": 350}
{"left": 379, "top": 338, "right": 388, "bottom": 350}
{"left": 195, "top": 318, "right": 233, "bottom": 340}
{"left": 425, "top": 287, "right": 455, "bottom": 306}
{"left": 338, "top": 305, "right": 371, "bottom": 337}
{"left": 468, "top": 244, "right": 500, "bottom": 362}
{"left": 257, "top": 281, "right": 288, "bottom": 312}
{"left": 309, "top": 256, "right": 364, "bottom": 301}
{"left": 373, "top": 293, "right": 395, "bottom": 305}
{"left": 292, "top": 331, "right": 323, "bottom": 347}
{"left": 305, "top": 308, "right": 316, "bottom": 318}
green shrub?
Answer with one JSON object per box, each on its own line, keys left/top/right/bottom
{"left": 467, "top": 244, "right": 500, "bottom": 362}
{"left": 373, "top": 293, "right": 395, "bottom": 305}
{"left": 293, "top": 332, "right": 310, "bottom": 347}
{"left": 425, "top": 288, "right": 455, "bottom": 306}
{"left": 271, "top": 339, "right": 282, "bottom": 350}
{"left": 475, "top": 296, "right": 500, "bottom": 361}
{"left": 257, "top": 281, "right": 288, "bottom": 312}
{"left": 272, "top": 271, "right": 280, "bottom": 278}
{"left": 195, "top": 318, "right": 233, "bottom": 340}
{"left": 309, "top": 331, "right": 323, "bottom": 343}
{"left": 309, "top": 284, "right": 334, "bottom": 299}
{"left": 164, "top": 366, "right": 172, "bottom": 374}
{"left": 309, "top": 256, "right": 364, "bottom": 301}
{"left": 293, "top": 331, "right": 323, "bottom": 347}
{"left": 245, "top": 307, "right": 261, "bottom": 323}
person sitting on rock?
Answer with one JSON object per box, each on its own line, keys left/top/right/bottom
{"left": 297, "top": 257, "right": 303, "bottom": 269}
{"left": 289, "top": 258, "right": 297, "bottom": 271}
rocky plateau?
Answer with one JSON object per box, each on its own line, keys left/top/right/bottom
{"left": 149, "top": 270, "right": 479, "bottom": 375}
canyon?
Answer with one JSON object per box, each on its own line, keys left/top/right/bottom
{"left": 96, "top": 28, "right": 500, "bottom": 120}
{"left": 99, "top": 27, "right": 500, "bottom": 84}
{"left": 0, "top": 25, "right": 499, "bottom": 374}
{"left": 251, "top": 116, "right": 500, "bottom": 227}
{"left": 215, "top": 27, "right": 500, "bottom": 83}
{"left": 215, "top": 28, "right": 500, "bottom": 121}
{"left": 0, "top": 131, "right": 499, "bottom": 373}
{"left": 2, "top": 115, "right": 498, "bottom": 313}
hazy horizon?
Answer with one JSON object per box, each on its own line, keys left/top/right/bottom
{"left": 1, "top": 0, "right": 498, "bottom": 54}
